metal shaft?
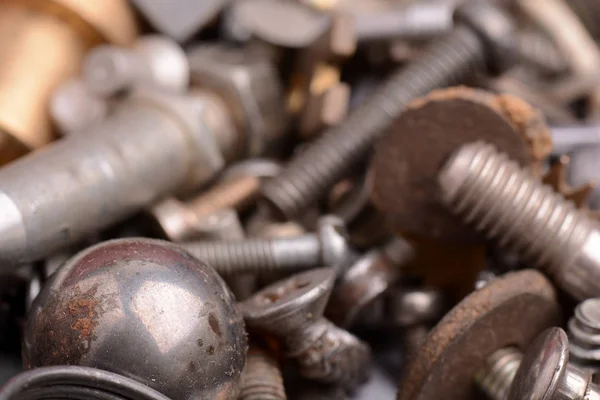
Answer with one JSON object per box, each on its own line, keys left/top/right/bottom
{"left": 261, "top": 25, "right": 486, "bottom": 218}
{"left": 182, "top": 235, "right": 321, "bottom": 275}
{"left": 0, "top": 92, "right": 227, "bottom": 266}
{"left": 438, "top": 141, "right": 600, "bottom": 300}
{"left": 475, "top": 347, "right": 522, "bottom": 400}
{"left": 239, "top": 346, "right": 286, "bottom": 400}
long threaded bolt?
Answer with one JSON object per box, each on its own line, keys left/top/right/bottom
{"left": 475, "top": 347, "right": 523, "bottom": 400}
{"left": 181, "top": 216, "right": 352, "bottom": 275}
{"left": 438, "top": 141, "right": 600, "bottom": 301}
{"left": 238, "top": 346, "right": 286, "bottom": 400}
{"left": 261, "top": 3, "right": 515, "bottom": 219}
{"left": 568, "top": 298, "right": 600, "bottom": 370}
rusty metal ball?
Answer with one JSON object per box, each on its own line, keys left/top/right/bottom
{"left": 22, "top": 238, "right": 247, "bottom": 400}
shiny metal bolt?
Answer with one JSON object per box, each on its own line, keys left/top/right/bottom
{"left": 240, "top": 267, "right": 371, "bottom": 389}
{"left": 83, "top": 35, "right": 189, "bottom": 98}
{"left": 261, "top": 2, "right": 517, "bottom": 219}
{"left": 181, "top": 216, "right": 353, "bottom": 276}
{"left": 568, "top": 298, "right": 600, "bottom": 370}
{"left": 239, "top": 345, "right": 286, "bottom": 400}
{"left": 508, "top": 327, "right": 600, "bottom": 400}
{"left": 438, "top": 141, "right": 600, "bottom": 300}
{"left": 475, "top": 347, "right": 523, "bottom": 400}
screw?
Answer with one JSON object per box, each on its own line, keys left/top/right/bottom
{"left": 261, "top": 2, "right": 517, "bottom": 219}
{"left": 238, "top": 345, "right": 286, "bottom": 400}
{"left": 82, "top": 35, "right": 190, "bottom": 98}
{"left": 568, "top": 298, "right": 600, "bottom": 370}
{"left": 508, "top": 327, "right": 600, "bottom": 400}
{"left": 240, "top": 267, "right": 371, "bottom": 389}
{"left": 475, "top": 347, "right": 523, "bottom": 400}
{"left": 438, "top": 141, "right": 600, "bottom": 300}
{"left": 181, "top": 216, "right": 353, "bottom": 276}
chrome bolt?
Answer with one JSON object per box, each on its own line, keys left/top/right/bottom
{"left": 438, "top": 141, "right": 600, "bottom": 300}
{"left": 181, "top": 216, "right": 353, "bottom": 276}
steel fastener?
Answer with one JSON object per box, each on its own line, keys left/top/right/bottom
{"left": 181, "top": 215, "right": 353, "bottom": 276}
{"left": 438, "top": 141, "right": 600, "bottom": 300}
{"left": 240, "top": 267, "right": 371, "bottom": 389}
{"left": 261, "top": 2, "right": 518, "bottom": 219}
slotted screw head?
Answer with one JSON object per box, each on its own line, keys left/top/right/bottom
{"left": 240, "top": 267, "right": 336, "bottom": 337}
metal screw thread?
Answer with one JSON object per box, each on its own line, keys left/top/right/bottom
{"left": 475, "top": 347, "right": 522, "bottom": 400}
{"left": 568, "top": 298, "right": 600, "bottom": 368}
{"left": 187, "top": 175, "right": 260, "bottom": 220}
{"left": 261, "top": 26, "right": 486, "bottom": 218}
{"left": 438, "top": 141, "right": 600, "bottom": 300}
{"left": 239, "top": 346, "right": 287, "bottom": 400}
{"left": 516, "top": 32, "right": 567, "bottom": 75}
{"left": 287, "top": 318, "right": 371, "bottom": 389}
{"left": 181, "top": 236, "right": 321, "bottom": 275}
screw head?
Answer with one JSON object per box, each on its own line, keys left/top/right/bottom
{"left": 240, "top": 267, "right": 336, "bottom": 337}
{"left": 508, "top": 328, "right": 569, "bottom": 400}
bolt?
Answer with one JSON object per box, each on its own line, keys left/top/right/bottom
{"left": 568, "top": 298, "right": 600, "bottom": 370}
{"left": 83, "top": 35, "right": 189, "bottom": 98}
{"left": 181, "top": 216, "right": 353, "bottom": 276}
{"left": 240, "top": 267, "right": 371, "bottom": 389}
{"left": 475, "top": 347, "right": 523, "bottom": 400}
{"left": 438, "top": 141, "right": 600, "bottom": 300}
{"left": 508, "top": 327, "right": 600, "bottom": 400}
{"left": 0, "top": 88, "right": 241, "bottom": 266}
{"left": 238, "top": 345, "right": 286, "bottom": 400}
{"left": 261, "top": 2, "right": 518, "bottom": 219}
{"left": 398, "top": 270, "right": 561, "bottom": 400}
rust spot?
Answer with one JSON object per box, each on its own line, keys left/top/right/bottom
{"left": 188, "top": 361, "right": 197, "bottom": 373}
{"left": 197, "top": 339, "right": 204, "bottom": 347}
{"left": 68, "top": 298, "right": 99, "bottom": 339}
{"left": 207, "top": 345, "right": 215, "bottom": 355}
{"left": 208, "top": 313, "right": 222, "bottom": 338}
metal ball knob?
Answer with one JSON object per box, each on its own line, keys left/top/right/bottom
{"left": 22, "top": 238, "right": 247, "bottom": 400}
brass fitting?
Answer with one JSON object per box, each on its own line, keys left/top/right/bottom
{"left": 0, "top": 0, "right": 138, "bottom": 163}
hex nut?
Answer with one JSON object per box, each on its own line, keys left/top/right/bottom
{"left": 188, "top": 44, "right": 287, "bottom": 157}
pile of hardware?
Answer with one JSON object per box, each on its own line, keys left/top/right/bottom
{"left": 0, "top": 0, "right": 599, "bottom": 399}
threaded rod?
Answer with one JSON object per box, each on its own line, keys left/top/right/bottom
{"left": 239, "top": 346, "right": 286, "bottom": 400}
{"left": 475, "top": 347, "right": 522, "bottom": 400}
{"left": 262, "top": 26, "right": 486, "bottom": 218}
{"left": 438, "top": 141, "right": 600, "bottom": 300}
{"left": 181, "top": 236, "right": 321, "bottom": 275}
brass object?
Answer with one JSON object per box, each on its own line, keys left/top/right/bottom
{"left": 0, "top": 0, "right": 138, "bottom": 163}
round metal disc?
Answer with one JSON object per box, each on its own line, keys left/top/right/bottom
{"left": 370, "top": 87, "right": 550, "bottom": 244}
{"left": 397, "top": 270, "right": 561, "bottom": 400}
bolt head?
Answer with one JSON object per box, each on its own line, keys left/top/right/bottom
{"left": 23, "top": 238, "right": 247, "bottom": 400}
{"left": 317, "top": 215, "right": 353, "bottom": 269}
{"left": 508, "top": 328, "right": 569, "bottom": 400}
{"left": 240, "top": 267, "right": 336, "bottom": 337}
